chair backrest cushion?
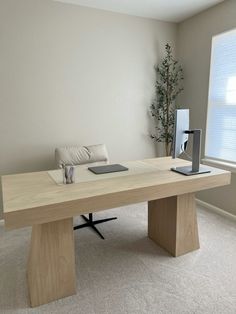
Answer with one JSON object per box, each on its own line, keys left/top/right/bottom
{"left": 55, "top": 144, "right": 109, "bottom": 168}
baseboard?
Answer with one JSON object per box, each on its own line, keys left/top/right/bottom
{"left": 196, "top": 198, "right": 236, "bottom": 222}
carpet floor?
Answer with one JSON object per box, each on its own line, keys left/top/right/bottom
{"left": 0, "top": 203, "right": 236, "bottom": 314}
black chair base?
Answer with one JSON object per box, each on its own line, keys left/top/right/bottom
{"left": 73, "top": 213, "right": 117, "bottom": 239}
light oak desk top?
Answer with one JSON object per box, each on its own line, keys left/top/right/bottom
{"left": 2, "top": 157, "right": 230, "bottom": 230}
{"left": 1, "top": 157, "right": 231, "bottom": 307}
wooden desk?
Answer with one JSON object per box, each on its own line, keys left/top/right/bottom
{"left": 1, "top": 157, "right": 231, "bottom": 307}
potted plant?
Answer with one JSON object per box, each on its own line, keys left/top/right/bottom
{"left": 150, "top": 44, "right": 184, "bottom": 156}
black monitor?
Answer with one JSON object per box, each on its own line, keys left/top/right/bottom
{"left": 171, "top": 109, "right": 211, "bottom": 176}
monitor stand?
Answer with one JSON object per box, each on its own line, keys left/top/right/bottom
{"left": 171, "top": 129, "right": 211, "bottom": 176}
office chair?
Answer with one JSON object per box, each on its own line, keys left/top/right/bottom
{"left": 55, "top": 144, "right": 117, "bottom": 239}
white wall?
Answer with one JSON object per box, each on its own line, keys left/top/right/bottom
{"left": 0, "top": 0, "right": 177, "bottom": 216}
{"left": 177, "top": 0, "right": 236, "bottom": 215}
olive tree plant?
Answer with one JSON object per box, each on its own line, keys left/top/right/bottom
{"left": 150, "top": 44, "right": 184, "bottom": 156}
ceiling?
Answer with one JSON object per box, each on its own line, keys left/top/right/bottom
{"left": 54, "top": 0, "right": 224, "bottom": 23}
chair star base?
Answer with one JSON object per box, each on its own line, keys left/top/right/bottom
{"left": 74, "top": 213, "right": 117, "bottom": 239}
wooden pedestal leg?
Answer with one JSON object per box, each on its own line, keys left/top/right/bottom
{"left": 27, "top": 218, "right": 76, "bottom": 307}
{"left": 148, "top": 193, "right": 200, "bottom": 257}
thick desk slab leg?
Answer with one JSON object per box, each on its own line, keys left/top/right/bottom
{"left": 27, "top": 218, "right": 76, "bottom": 307}
{"left": 148, "top": 193, "right": 200, "bottom": 257}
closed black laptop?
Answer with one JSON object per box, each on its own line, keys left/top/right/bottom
{"left": 88, "top": 164, "right": 128, "bottom": 174}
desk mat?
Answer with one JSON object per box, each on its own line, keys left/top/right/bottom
{"left": 48, "top": 161, "right": 159, "bottom": 185}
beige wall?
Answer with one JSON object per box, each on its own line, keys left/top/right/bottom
{"left": 177, "top": 0, "right": 236, "bottom": 215}
{"left": 0, "top": 0, "right": 176, "bottom": 216}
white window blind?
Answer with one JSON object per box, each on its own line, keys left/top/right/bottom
{"left": 205, "top": 29, "right": 236, "bottom": 163}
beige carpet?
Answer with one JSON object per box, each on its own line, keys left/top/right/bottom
{"left": 0, "top": 203, "right": 236, "bottom": 314}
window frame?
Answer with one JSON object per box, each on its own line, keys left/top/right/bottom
{"left": 205, "top": 28, "right": 236, "bottom": 170}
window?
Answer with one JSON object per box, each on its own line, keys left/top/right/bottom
{"left": 205, "top": 29, "right": 236, "bottom": 164}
